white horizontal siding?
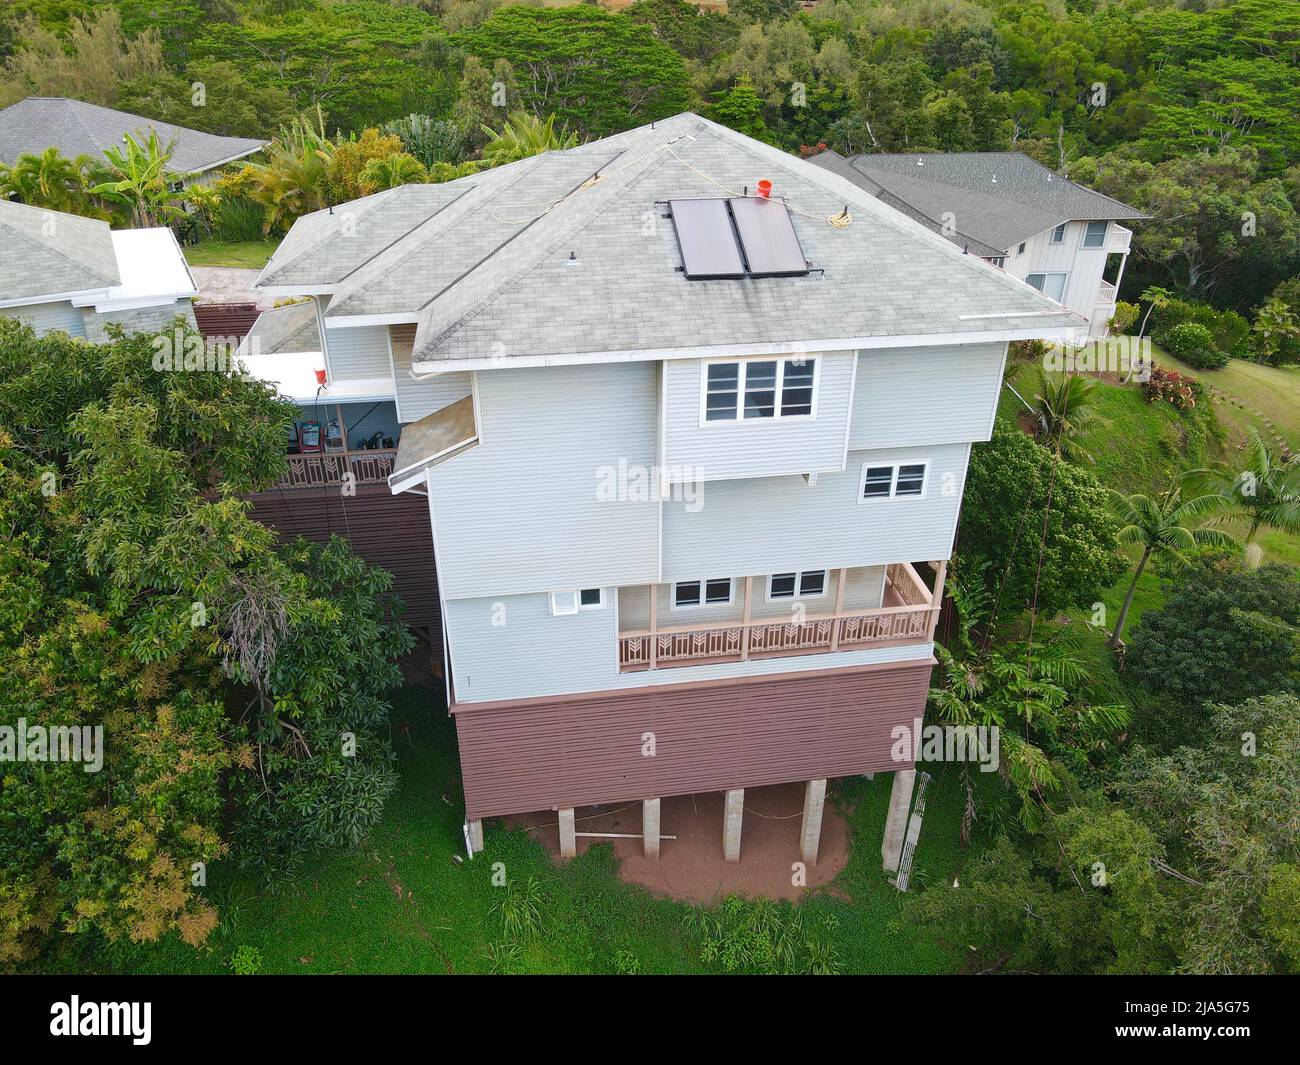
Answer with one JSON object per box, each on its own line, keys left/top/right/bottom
{"left": 661, "top": 442, "right": 969, "bottom": 580}
{"left": 1, "top": 301, "right": 86, "bottom": 338}
{"left": 663, "top": 352, "right": 854, "bottom": 481}
{"left": 389, "top": 324, "right": 471, "bottom": 422}
{"left": 445, "top": 587, "right": 932, "bottom": 703}
{"left": 323, "top": 323, "right": 390, "bottom": 379}
{"left": 849, "top": 342, "right": 1005, "bottom": 449}
{"left": 428, "top": 361, "right": 660, "bottom": 600}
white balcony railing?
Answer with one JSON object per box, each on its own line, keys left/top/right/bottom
{"left": 617, "top": 562, "right": 945, "bottom": 672}
{"left": 1108, "top": 224, "right": 1132, "bottom": 252}
{"left": 1097, "top": 280, "right": 1118, "bottom": 306}
{"left": 274, "top": 449, "right": 397, "bottom": 489}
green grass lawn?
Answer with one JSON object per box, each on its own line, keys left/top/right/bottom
{"left": 184, "top": 239, "right": 281, "bottom": 269}
{"left": 1159, "top": 352, "right": 1300, "bottom": 453}
{"left": 61, "top": 685, "right": 984, "bottom": 976}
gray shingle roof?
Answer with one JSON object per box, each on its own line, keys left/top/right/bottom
{"left": 259, "top": 114, "right": 1088, "bottom": 367}
{"left": 0, "top": 199, "right": 120, "bottom": 300}
{"left": 244, "top": 301, "right": 321, "bottom": 355}
{"left": 813, "top": 149, "right": 1146, "bottom": 255}
{"left": 0, "top": 98, "right": 265, "bottom": 173}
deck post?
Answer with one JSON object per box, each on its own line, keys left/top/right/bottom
{"left": 881, "top": 769, "right": 916, "bottom": 871}
{"left": 928, "top": 560, "right": 948, "bottom": 641}
{"left": 829, "top": 569, "right": 846, "bottom": 652}
{"left": 648, "top": 585, "right": 657, "bottom": 670}
{"left": 740, "top": 576, "right": 753, "bottom": 661}
{"left": 558, "top": 807, "right": 576, "bottom": 858}
{"left": 466, "top": 819, "right": 484, "bottom": 854}
{"left": 800, "top": 779, "right": 827, "bottom": 865}
{"left": 723, "top": 788, "right": 744, "bottom": 863}
{"left": 642, "top": 798, "right": 661, "bottom": 859}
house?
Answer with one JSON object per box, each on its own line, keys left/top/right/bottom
{"left": 0, "top": 97, "right": 265, "bottom": 189}
{"left": 809, "top": 149, "right": 1147, "bottom": 338}
{"left": 249, "top": 113, "right": 1086, "bottom": 869}
{"left": 0, "top": 199, "right": 197, "bottom": 340}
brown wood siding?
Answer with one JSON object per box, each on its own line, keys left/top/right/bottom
{"left": 246, "top": 484, "right": 441, "bottom": 640}
{"left": 454, "top": 659, "right": 933, "bottom": 820}
{"left": 194, "top": 302, "right": 260, "bottom": 342}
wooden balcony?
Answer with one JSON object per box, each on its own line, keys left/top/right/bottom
{"left": 274, "top": 449, "right": 397, "bottom": 489}
{"left": 618, "top": 561, "right": 945, "bottom": 672}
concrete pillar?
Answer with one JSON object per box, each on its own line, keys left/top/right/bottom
{"left": 723, "top": 788, "right": 744, "bottom": 863}
{"left": 466, "top": 819, "right": 484, "bottom": 854}
{"left": 800, "top": 779, "right": 827, "bottom": 865}
{"left": 881, "top": 769, "right": 916, "bottom": 872}
{"left": 558, "top": 807, "right": 576, "bottom": 858}
{"left": 642, "top": 798, "right": 661, "bottom": 859}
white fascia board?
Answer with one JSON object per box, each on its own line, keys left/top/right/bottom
{"left": 0, "top": 287, "right": 110, "bottom": 309}
{"left": 324, "top": 312, "right": 420, "bottom": 328}
{"left": 409, "top": 327, "right": 1088, "bottom": 374}
{"left": 192, "top": 145, "right": 266, "bottom": 172}
{"left": 82, "top": 293, "right": 196, "bottom": 312}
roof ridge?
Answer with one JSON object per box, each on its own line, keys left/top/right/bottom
{"left": 1, "top": 220, "right": 119, "bottom": 290}
{"left": 0, "top": 201, "right": 119, "bottom": 286}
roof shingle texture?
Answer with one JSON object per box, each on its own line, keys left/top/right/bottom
{"left": 0, "top": 97, "right": 264, "bottom": 173}
{"left": 0, "top": 199, "right": 119, "bottom": 300}
{"left": 257, "top": 114, "right": 1088, "bottom": 367}
{"left": 812, "top": 148, "right": 1146, "bottom": 254}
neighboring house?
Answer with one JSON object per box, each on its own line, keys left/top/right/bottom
{"left": 0, "top": 199, "right": 197, "bottom": 341}
{"left": 0, "top": 97, "right": 265, "bottom": 189}
{"left": 249, "top": 113, "right": 1085, "bottom": 869}
{"left": 809, "top": 149, "right": 1147, "bottom": 338}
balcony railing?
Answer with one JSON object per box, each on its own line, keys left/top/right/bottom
{"left": 274, "top": 449, "right": 397, "bottom": 489}
{"left": 1108, "top": 224, "right": 1132, "bottom": 252}
{"left": 618, "top": 562, "right": 944, "bottom": 672}
{"left": 1097, "top": 280, "right": 1118, "bottom": 306}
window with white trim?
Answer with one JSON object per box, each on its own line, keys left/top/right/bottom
{"left": 1081, "top": 220, "right": 1108, "bottom": 248}
{"left": 703, "top": 358, "right": 816, "bottom": 422}
{"left": 1050, "top": 223, "right": 1067, "bottom": 244}
{"left": 768, "top": 570, "right": 828, "bottom": 600}
{"left": 860, "top": 461, "right": 928, "bottom": 500}
{"left": 673, "top": 578, "right": 733, "bottom": 609}
{"left": 550, "top": 588, "right": 604, "bottom": 615}
{"left": 1026, "top": 272, "right": 1067, "bottom": 302}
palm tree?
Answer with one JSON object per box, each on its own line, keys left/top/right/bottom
{"left": 0, "top": 147, "right": 101, "bottom": 215}
{"left": 359, "top": 152, "right": 427, "bottom": 194}
{"left": 242, "top": 111, "right": 335, "bottom": 234}
{"left": 1186, "top": 430, "right": 1300, "bottom": 544}
{"left": 1027, "top": 366, "right": 1100, "bottom": 463}
{"left": 89, "top": 130, "right": 183, "bottom": 228}
{"left": 1106, "top": 485, "right": 1235, "bottom": 649}
{"left": 479, "top": 112, "right": 579, "bottom": 168}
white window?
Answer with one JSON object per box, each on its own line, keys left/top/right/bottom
{"left": 1081, "top": 221, "right": 1108, "bottom": 248}
{"left": 860, "top": 461, "right": 929, "bottom": 501}
{"left": 673, "top": 578, "right": 733, "bottom": 609}
{"left": 1050, "top": 223, "right": 1067, "bottom": 244}
{"left": 1026, "top": 272, "right": 1067, "bottom": 302}
{"left": 550, "top": 588, "right": 604, "bottom": 615}
{"left": 1017, "top": 242, "right": 1026, "bottom": 255}
{"left": 702, "top": 358, "right": 817, "bottom": 423}
{"left": 768, "top": 570, "right": 829, "bottom": 601}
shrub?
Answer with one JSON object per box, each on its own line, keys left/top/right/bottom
{"left": 213, "top": 196, "right": 268, "bottom": 242}
{"left": 1150, "top": 298, "right": 1249, "bottom": 360}
{"left": 1110, "top": 301, "right": 1139, "bottom": 335}
{"left": 1163, "top": 322, "right": 1227, "bottom": 369}
{"left": 1141, "top": 364, "right": 1200, "bottom": 412}
{"left": 230, "top": 945, "right": 263, "bottom": 975}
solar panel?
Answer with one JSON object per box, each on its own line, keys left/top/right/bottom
{"left": 669, "top": 198, "right": 745, "bottom": 279}
{"left": 728, "top": 197, "right": 808, "bottom": 277}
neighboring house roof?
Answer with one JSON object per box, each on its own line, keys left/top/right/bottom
{"left": 0, "top": 198, "right": 120, "bottom": 301}
{"left": 0, "top": 199, "right": 197, "bottom": 309}
{"left": 0, "top": 97, "right": 265, "bottom": 174}
{"left": 243, "top": 301, "right": 321, "bottom": 355}
{"left": 810, "top": 149, "right": 1147, "bottom": 255}
{"left": 258, "top": 113, "right": 1088, "bottom": 369}
{"left": 194, "top": 302, "right": 261, "bottom": 343}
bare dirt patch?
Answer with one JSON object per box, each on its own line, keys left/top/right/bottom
{"left": 509, "top": 781, "right": 851, "bottom": 904}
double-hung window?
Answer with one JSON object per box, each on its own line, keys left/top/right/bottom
{"left": 1026, "top": 272, "right": 1067, "bottom": 302}
{"left": 768, "top": 570, "right": 828, "bottom": 601}
{"left": 1081, "top": 221, "right": 1108, "bottom": 248}
{"left": 703, "top": 358, "right": 816, "bottom": 422}
{"left": 673, "top": 578, "right": 733, "bottom": 609}
{"left": 861, "top": 461, "right": 928, "bottom": 501}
